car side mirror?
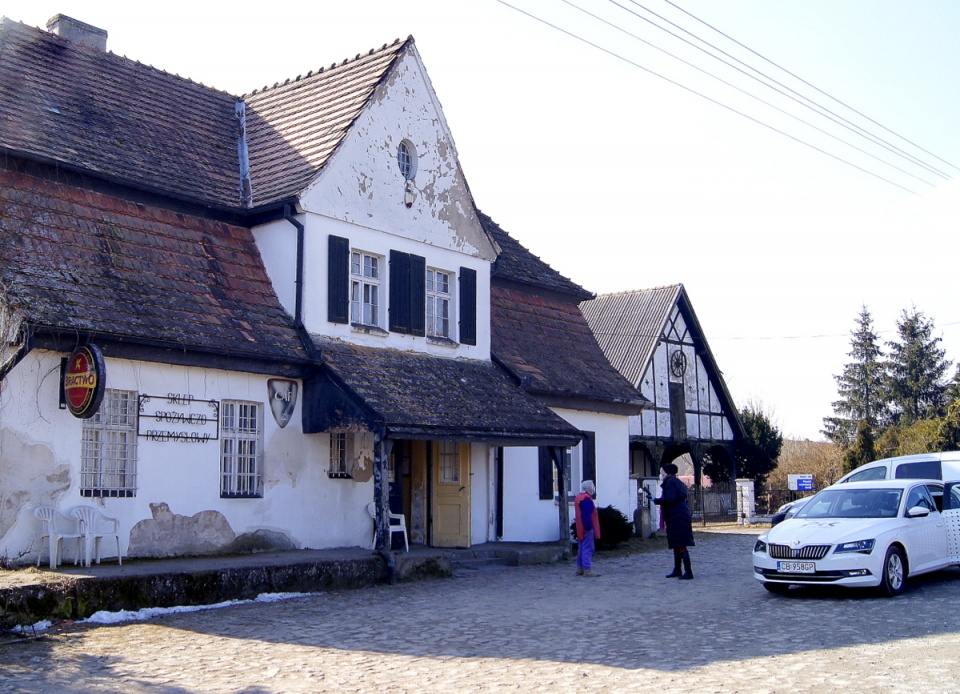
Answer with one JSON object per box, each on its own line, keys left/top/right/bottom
{"left": 906, "top": 506, "right": 931, "bottom": 518}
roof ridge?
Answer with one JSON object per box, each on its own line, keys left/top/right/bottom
{"left": 593, "top": 284, "right": 682, "bottom": 299}
{"left": 0, "top": 17, "right": 238, "bottom": 97}
{"left": 242, "top": 36, "right": 410, "bottom": 98}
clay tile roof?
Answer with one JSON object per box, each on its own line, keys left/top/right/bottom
{"left": 482, "top": 214, "right": 643, "bottom": 410}
{"left": 244, "top": 39, "right": 410, "bottom": 207}
{"left": 491, "top": 286, "right": 644, "bottom": 410}
{"left": 580, "top": 285, "right": 681, "bottom": 387}
{"left": 0, "top": 18, "right": 243, "bottom": 209}
{"left": 314, "top": 336, "right": 582, "bottom": 442}
{"left": 0, "top": 167, "right": 306, "bottom": 363}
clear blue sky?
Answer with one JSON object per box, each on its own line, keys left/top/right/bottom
{"left": 4, "top": 1, "right": 959, "bottom": 440}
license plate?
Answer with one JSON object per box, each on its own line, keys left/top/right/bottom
{"left": 778, "top": 561, "right": 815, "bottom": 573}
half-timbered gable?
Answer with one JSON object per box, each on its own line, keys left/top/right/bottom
{"left": 581, "top": 285, "right": 743, "bottom": 486}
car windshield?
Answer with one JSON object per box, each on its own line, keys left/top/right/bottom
{"left": 794, "top": 488, "right": 902, "bottom": 519}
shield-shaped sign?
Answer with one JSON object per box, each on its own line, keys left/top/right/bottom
{"left": 267, "top": 379, "right": 298, "bottom": 428}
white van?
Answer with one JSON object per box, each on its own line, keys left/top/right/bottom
{"left": 770, "top": 451, "right": 960, "bottom": 527}
{"left": 837, "top": 451, "right": 960, "bottom": 483}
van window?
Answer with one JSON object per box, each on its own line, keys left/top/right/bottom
{"left": 947, "top": 484, "right": 960, "bottom": 511}
{"left": 894, "top": 460, "right": 942, "bottom": 480}
{"left": 844, "top": 465, "right": 888, "bottom": 482}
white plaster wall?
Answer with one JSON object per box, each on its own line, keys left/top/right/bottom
{"left": 250, "top": 49, "right": 499, "bottom": 360}
{"left": 553, "top": 408, "right": 632, "bottom": 519}
{"left": 500, "top": 445, "right": 559, "bottom": 542}
{"left": 499, "top": 409, "right": 631, "bottom": 543}
{"left": 251, "top": 217, "right": 299, "bottom": 320}
{"left": 0, "top": 351, "right": 375, "bottom": 564}
{"left": 300, "top": 48, "right": 495, "bottom": 262}
{"left": 296, "top": 213, "right": 492, "bottom": 357}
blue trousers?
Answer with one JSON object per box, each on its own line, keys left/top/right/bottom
{"left": 577, "top": 529, "right": 595, "bottom": 569}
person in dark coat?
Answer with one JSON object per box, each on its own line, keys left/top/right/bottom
{"left": 653, "top": 462, "right": 695, "bottom": 579}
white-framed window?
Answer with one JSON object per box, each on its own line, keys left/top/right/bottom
{"left": 329, "top": 431, "right": 354, "bottom": 478}
{"left": 351, "top": 250, "right": 381, "bottom": 327}
{"left": 81, "top": 389, "right": 138, "bottom": 497}
{"left": 426, "top": 268, "right": 452, "bottom": 338}
{"left": 220, "top": 400, "right": 263, "bottom": 498}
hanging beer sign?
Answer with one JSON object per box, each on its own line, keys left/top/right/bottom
{"left": 64, "top": 344, "right": 106, "bottom": 418}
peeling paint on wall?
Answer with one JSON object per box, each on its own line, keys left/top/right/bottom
{"left": 0, "top": 427, "right": 70, "bottom": 548}
{"left": 351, "top": 430, "right": 375, "bottom": 483}
{"left": 266, "top": 424, "right": 307, "bottom": 489}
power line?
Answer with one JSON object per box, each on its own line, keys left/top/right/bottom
{"left": 616, "top": 0, "right": 953, "bottom": 181}
{"left": 557, "top": 0, "right": 940, "bottom": 187}
{"left": 493, "top": 0, "right": 948, "bottom": 194}
{"left": 662, "top": 0, "right": 960, "bottom": 176}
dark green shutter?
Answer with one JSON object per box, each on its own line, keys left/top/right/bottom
{"left": 582, "top": 431, "right": 596, "bottom": 491}
{"left": 389, "top": 250, "right": 409, "bottom": 333}
{"left": 538, "top": 447, "right": 553, "bottom": 500}
{"left": 459, "top": 267, "right": 477, "bottom": 345}
{"left": 389, "top": 250, "right": 426, "bottom": 336}
{"left": 328, "top": 235, "right": 349, "bottom": 324}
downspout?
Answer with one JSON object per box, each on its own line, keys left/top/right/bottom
{"left": 282, "top": 206, "right": 393, "bottom": 557}
{"left": 283, "top": 204, "right": 322, "bottom": 363}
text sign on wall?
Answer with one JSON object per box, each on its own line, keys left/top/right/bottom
{"left": 138, "top": 394, "right": 220, "bottom": 443}
{"left": 788, "top": 474, "right": 814, "bottom": 491}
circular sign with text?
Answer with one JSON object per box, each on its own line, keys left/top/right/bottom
{"left": 64, "top": 344, "right": 106, "bottom": 418}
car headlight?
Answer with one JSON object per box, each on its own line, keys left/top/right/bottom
{"left": 754, "top": 538, "right": 767, "bottom": 553}
{"left": 834, "top": 539, "right": 876, "bottom": 554}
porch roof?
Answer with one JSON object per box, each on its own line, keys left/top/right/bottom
{"left": 303, "top": 337, "right": 582, "bottom": 446}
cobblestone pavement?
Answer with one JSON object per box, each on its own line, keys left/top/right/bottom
{"left": 4, "top": 528, "right": 960, "bottom": 693}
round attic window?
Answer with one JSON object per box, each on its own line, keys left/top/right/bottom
{"left": 397, "top": 140, "right": 417, "bottom": 180}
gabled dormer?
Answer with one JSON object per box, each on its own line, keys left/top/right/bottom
{"left": 244, "top": 39, "right": 496, "bottom": 358}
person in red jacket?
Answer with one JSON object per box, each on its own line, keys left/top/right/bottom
{"left": 575, "top": 480, "right": 601, "bottom": 577}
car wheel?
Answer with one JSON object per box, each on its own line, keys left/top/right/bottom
{"left": 880, "top": 545, "right": 906, "bottom": 597}
{"left": 763, "top": 582, "right": 790, "bottom": 595}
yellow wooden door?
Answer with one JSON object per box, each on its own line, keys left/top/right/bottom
{"left": 432, "top": 441, "right": 471, "bottom": 547}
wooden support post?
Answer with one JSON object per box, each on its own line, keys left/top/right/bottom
{"left": 373, "top": 433, "right": 394, "bottom": 551}
{"left": 552, "top": 446, "right": 570, "bottom": 559}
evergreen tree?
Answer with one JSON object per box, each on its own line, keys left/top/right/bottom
{"left": 843, "top": 419, "right": 876, "bottom": 473}
{"left": 822, "top": 306, "right": 886, "bottom": 446}
{"left": 726, "top": 402, "right": 782, "bottom": 485}
{"left": 931, "top": 399, "right": 960, "bottom": 452}
{"left": 946, "top": 365, "right": 960, "bottom": 405}
{"left": 886, "top": 308, "right": 951, "bottom": 424}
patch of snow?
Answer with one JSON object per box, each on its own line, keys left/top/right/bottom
{"left": 10, "top": 592, "right": 321, "bottom": 632}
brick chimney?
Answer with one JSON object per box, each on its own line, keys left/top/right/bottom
{"left": 46, "top": 14, "right": 107, "bottom": 51}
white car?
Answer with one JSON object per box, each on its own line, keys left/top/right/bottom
{"left": 753, "top": 479, "right": 960, "bottom": 597}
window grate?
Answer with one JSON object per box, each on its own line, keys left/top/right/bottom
{"left": 81, "top": 389, "right": 138, "bottom": 497}
{"left": 220, "top": 401, "right": 263, "bottom": 498}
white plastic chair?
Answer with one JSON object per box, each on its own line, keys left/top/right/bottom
{"left": 33, "top": 505, "right": 83, "bottom": 569}
{"left": 366, "top": 502, "right": 409, "bottom": 552}
{"left": 70, "top": 506, "right": 123, "bottom": 567}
